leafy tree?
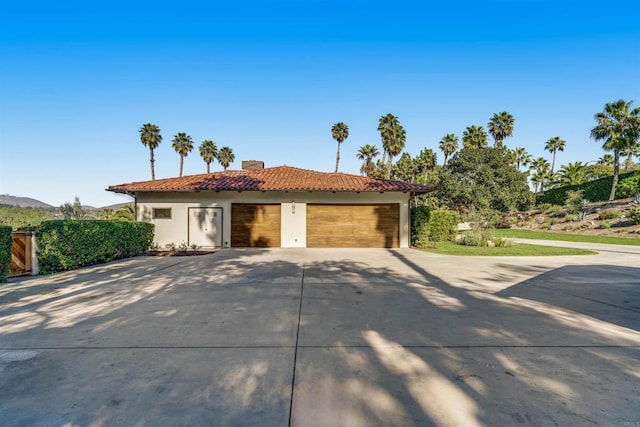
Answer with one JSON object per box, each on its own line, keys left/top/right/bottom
{"left": 585, "top": 163, "right": 613, "bottom": 180}
{"left": 356, "top": 144, "right": 380, "bottom": 176}
{"left": 392, "top": 152, "right": 417, "bottom": 182}
{"left": 0, "top": 206, "right": 51, "bottom": 229}
{"left": 557, "top": 161, "right": 591, "bottom": 186}
{"left": 513, "top": 147, "right": 532, "bottom": 170}
{"left": 435, "top": 147, "right": 533, "bottom": 212}
{"left": 488, "top": 111, "right": 515, "bottom": 147}
{"left": 331, "top": 122, "right": 349, "bottom": 172}
{"left": 377, "top": 114, "right": 406, "bottom": 178}
{"left": 97, "top": 208, "right": 114, "bottom": 220}
{"left": 414, "top": 148, "right": 437, "bottom": 183}
{"left": 462, "top": 125, "right": 488, "bottom": 149}
{"left": 530, "top": 157, "right": 551, "bottom": 192}
{"left": 199, "top": 140, "right": 218, "bottom": 173}
{"left": 139, "top": 123, "right": 162, "bottom": 180}
{"left": 438, "top": 134, "right": 458, "bottom": 165}
{"left": 590, "top": 99, "right": 640, "bottom": 200}
{"left": 60, "top": 197, "right": 87, "bottom": 220}
{"left": 218, "top": 146, "right": 235, "bottom": 171}
{"left": 172, "top": 132, "right": 194, "bottom": 177}
{"left": 544, "top": 136, "right": 566, "bottom": 173}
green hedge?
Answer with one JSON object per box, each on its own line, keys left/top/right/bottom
{"left": 411, "top": 207, "right": 459, "bottom": 247}
{"left": 538, "top": 170, "right": 640, "bottom": 205}
{"left": 429, "top": 210, "right": 460, "bottom": 242}
{"left": 0, "top": 226, "right": 11, "bottom": 282}
{"left": 411, "top": 206, "right": 432, "bottom": 248}
{"left": 37, "top": 220, "right": 154, "bottom": 274}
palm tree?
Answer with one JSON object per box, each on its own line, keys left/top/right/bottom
{"left": 331, "top": 122, "right": 349, "bottom": 173}
{"left": 199, "top": 140, "right": 218, "bottom": 173}
{"left": 544, "top": 136, "right": 566, "bottom": 173}
{"left": 462, "top": 125, "right": 488, "bottom": 149}
{"left": 113, "top": 205, "right": 135, "bottom": 221}
{"left": 591, "top": 99, "right": 640, "bottom": 200}
{"left": 217, "top": 146, "right": 235, "bottom": 171}
{"left": 513, "top": 147, "right": 532, "bottom": 170}
{"left": 356, "top": 144, "right": 380, "bottom": 176}
{"left": 530, "top": 157, "right": 551, "bottom": 192}
{"left": 377, "top": 113, "right": 406, "bottom": 179}
{"left": 597, "top": 154, "right": 614, "bottom": 166}
{"left": 139, "top": 123, "right": 162, "bottom": 180}
{"left": 530, "top": 169, "right": 549, "bottom": 193}
{"left": 438, "top": 134, "right": 458, "bottom": 165}
{"left": 488, "top": 111, "right": 515, "bottom": 147}
{"left": 621, "top": 142, "right": 640, "bottom": 170}
{"left": 171, "top": 132, "right": 194, "bottom": 177}
{"left": 557, "top": 161, "right": 591, "bottom": 186}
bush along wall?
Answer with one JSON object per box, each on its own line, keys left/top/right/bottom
{"left": 538, "top": 170, "right": 640, "bottom": 205}
{"left": 0, "top": 226, "right": 12, "bottom": 282}
{"left": 429, "top": 210, "right": 460, "bottom": 242}
{"left": 411, "top": 206, "right": 431, "bottom": 248}
{"left": 411, "top": 207, "right": 459, "bottom": 247}
{"left": 37, "top": 220, "right": 154, "bottom": 274}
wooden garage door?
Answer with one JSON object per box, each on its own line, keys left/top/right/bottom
{"left": 231, "top": 204, "right": 281, "bottom": 247}
{"left": 307, "top": 204, "right": 399, "bottom": 248}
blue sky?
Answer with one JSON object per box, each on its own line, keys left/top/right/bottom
{"left": 1, "top": 0, "right": 639, "bottom": 207}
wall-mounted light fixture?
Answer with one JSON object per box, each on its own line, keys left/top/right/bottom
{"left": 291, "top": 201, "right": 296, "bottom": 214}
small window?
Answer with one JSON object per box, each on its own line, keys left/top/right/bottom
{"left": 153, "top": 208, "right": 172, "bottom": 219}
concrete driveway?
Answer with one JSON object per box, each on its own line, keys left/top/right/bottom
{"left": 0, "top": 245, "right": 638, "bottom": 426}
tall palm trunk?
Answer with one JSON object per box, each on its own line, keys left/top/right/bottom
{"left": 386, "top": 156, "right": 393, "bottom": 179}
{"left": 179, "top": 156, "right": 184, "bottom": 177}
{"left": 610, "top": 149, "right": 620, "bottom": 201}
{"left": 551, "top": 150, "right": 556, "bottom": 173}
{"left": 150, "top": 148, "right": 155, "bottom": 180}
{"left": 206, "top": 162, "right": 210, "bottom": 174}
{"left": 335, "top": 142, "right": 341, "bottom": 173}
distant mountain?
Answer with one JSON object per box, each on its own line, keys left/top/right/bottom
{"left": 0, "top": 194, "right": 54, "bottom": 209}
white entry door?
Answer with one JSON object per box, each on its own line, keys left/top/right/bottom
{"left": 188, "top": 207, "right": 223, "bottom": 248}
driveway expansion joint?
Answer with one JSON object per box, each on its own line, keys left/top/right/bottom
{"left": 288, "top": 264, "right": 305, "bottom": 427}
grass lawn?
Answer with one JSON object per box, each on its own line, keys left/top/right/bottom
{"left": 421, "top": 241, "right": 596, "bottom": 256}
{"left": 493, "top": 229, "right": 640, "bottom": 246}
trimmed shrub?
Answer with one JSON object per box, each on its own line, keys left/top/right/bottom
{"left": 629, "top": 208, "right": 640, "bottom": 225}
{"left": 564, "top": 190, "right": 589, "bottom": 214}
{"left": 411, "top": 206, "right": 432, "bottom": 248}
{"left": 429, "top": 210, "right": 459, "bottom": 242}
{"left": 616, "top": 175, "right": 640, "bottom": 198}
{"left": 539, "top": 170, "right": 640, "bottom": 205}
{"left": 37, "top": 220, "right": 154, "bottom": 274}
{"left": 0, "top": 226, "right": 11, "bottom": 282}
{"left": 598, "top": 210, "right": 621, "bottom": 220}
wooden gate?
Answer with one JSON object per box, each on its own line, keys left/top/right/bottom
{"left": 10, "top": 232, "right": 36, "bottom": 277}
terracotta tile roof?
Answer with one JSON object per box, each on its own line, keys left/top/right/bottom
{"left": 108, "top": 166, "right": 432, "bottom": 194}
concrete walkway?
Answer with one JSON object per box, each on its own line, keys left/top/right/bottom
{"left": 0, "top": 247, "right": 638, "bottom": 426}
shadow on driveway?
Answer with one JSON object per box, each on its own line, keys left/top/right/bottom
{"left": 0, "top": 249, "right": 638, "bottom": 426}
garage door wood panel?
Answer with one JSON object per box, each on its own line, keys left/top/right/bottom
{"left": 231, "top": 204, "right": 281, "bottom": 247}
{"left": 307, "top": 204, "right": 399, "bottom": 248}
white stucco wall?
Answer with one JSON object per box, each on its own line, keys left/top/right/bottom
{"left": 136, "top": 191, "right": 411, "bottom": 248}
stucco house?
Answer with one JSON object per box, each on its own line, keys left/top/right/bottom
{"left": 107, "top": 163, "right": 431, "bottom": 249}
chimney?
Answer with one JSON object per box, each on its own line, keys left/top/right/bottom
{"left": 242, "top": 161, "right": 264, "bottom": 170}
